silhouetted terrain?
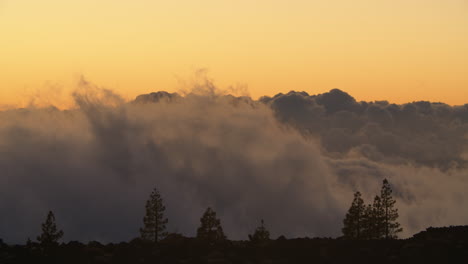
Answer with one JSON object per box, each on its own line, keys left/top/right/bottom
{"left": 1, "top": 226, "right": 467, "bottom": 264}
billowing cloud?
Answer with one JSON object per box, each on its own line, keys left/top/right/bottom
{"left": 263, "top": 90, "right": 468, "bottom": 169}
{"left": 0, "top": 83, "right": 467, "bottom": 244}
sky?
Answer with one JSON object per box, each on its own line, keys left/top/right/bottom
{"left": 1, "top": 0, "right": 468, "bottom": 108}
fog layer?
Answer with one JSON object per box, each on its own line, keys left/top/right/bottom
{"left": 1, "top": 84, "right": 467, "bottom": 243}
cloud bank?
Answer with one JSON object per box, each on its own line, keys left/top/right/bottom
{"left": 0, "top": 82, "right": 467, "bottom": 243}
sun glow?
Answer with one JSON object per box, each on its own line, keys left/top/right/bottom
{"left": 1, "top": 0, "right": 467, "bottom": 108}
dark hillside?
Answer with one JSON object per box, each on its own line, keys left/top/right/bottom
{"left": 1, "top": 226, "right": 467, "bottom": 264}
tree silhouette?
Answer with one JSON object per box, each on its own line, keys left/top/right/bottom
{"left": 361, "top": 195, "right": 385, "bottom": 239}
{"left": 249, "top": 219, "right": 270, "bottom": 243}
{"left": 342, "top": 191, "right": 366, "bottom": 239}
{"left": 380, "top": 179, "right": 402, "bottom": 239}
{"left": 140, "top": 188, "right": 168, "bottom": 243}
{"left": 37, "top": 211, "right": 64, "bottom": 246}
{"left": 371, "top": 195, "right": 385, "bottom": 239}
{"left": 196, "top": 207, "right": 226, "bottom": 242}
{"left": 361, "top": 203, "right": 374, "bottom": 239}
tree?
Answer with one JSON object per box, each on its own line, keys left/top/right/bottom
{"left": 342, "top": 191, "right": 366, "bottom": 239}
{"left": 380, "top": 179, "right": 403, "bottom": 239}
{"left": 196, "top": 207, "right": 226, "bottom": 241}
{"left": 140, "top": 188, "right": 168, "bottom": 243}
{"left": 361, "top": 195, "right": 385, "bottom": 239}
{"left": 249, "top": 219, "right": 270, "bottom": 243}
{"left": 371, "top": 195, "right": 385, "bottom": 239}
{"left": 361, "top": 203, "right": 374, "bottom": 239}
{"left": 37, "top": 211, "right": 64, "bottom": 246}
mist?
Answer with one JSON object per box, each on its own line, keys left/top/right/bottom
{"left": 1, "top": 81, "right": 467, "bottom": 243}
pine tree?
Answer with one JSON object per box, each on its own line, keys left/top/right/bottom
{"left": 361, "top": 204, "right": 374, "bottom": 239}
{"left": 37, "top": 211, "right": 64, "bottom": 246}
{"left": 342, "top": 191, "right": 366, "bottom": 239}
{"left": 196, "top": 207, "right": 226, "bottom": 241}
{"left": 380, "top": 179, "right": 403, "bottom": 239}
{"left": 140, "top": 188, "right": 168, "bottom": 243}
{"left": 360, "top": 195, "right": 385, "bottom": 239}
{"left": 372, "top": 195, "right": 385, "bottom": 239}
{"left": 248, "top": 219, "right": 270, "bottom": 243}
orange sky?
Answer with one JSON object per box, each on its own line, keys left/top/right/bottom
{"left": 1, "top": 0, "right": 467, "bottom": 108}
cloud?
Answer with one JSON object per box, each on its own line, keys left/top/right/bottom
{"left": 264, "top": 90, "right": 468, "bottom": 169}
{"left": 0, "top": 83, "right": 467, "bottom": 243}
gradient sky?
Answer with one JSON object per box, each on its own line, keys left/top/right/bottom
{"left": 1, "top": 0, "right": 467, "bottom": 108}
